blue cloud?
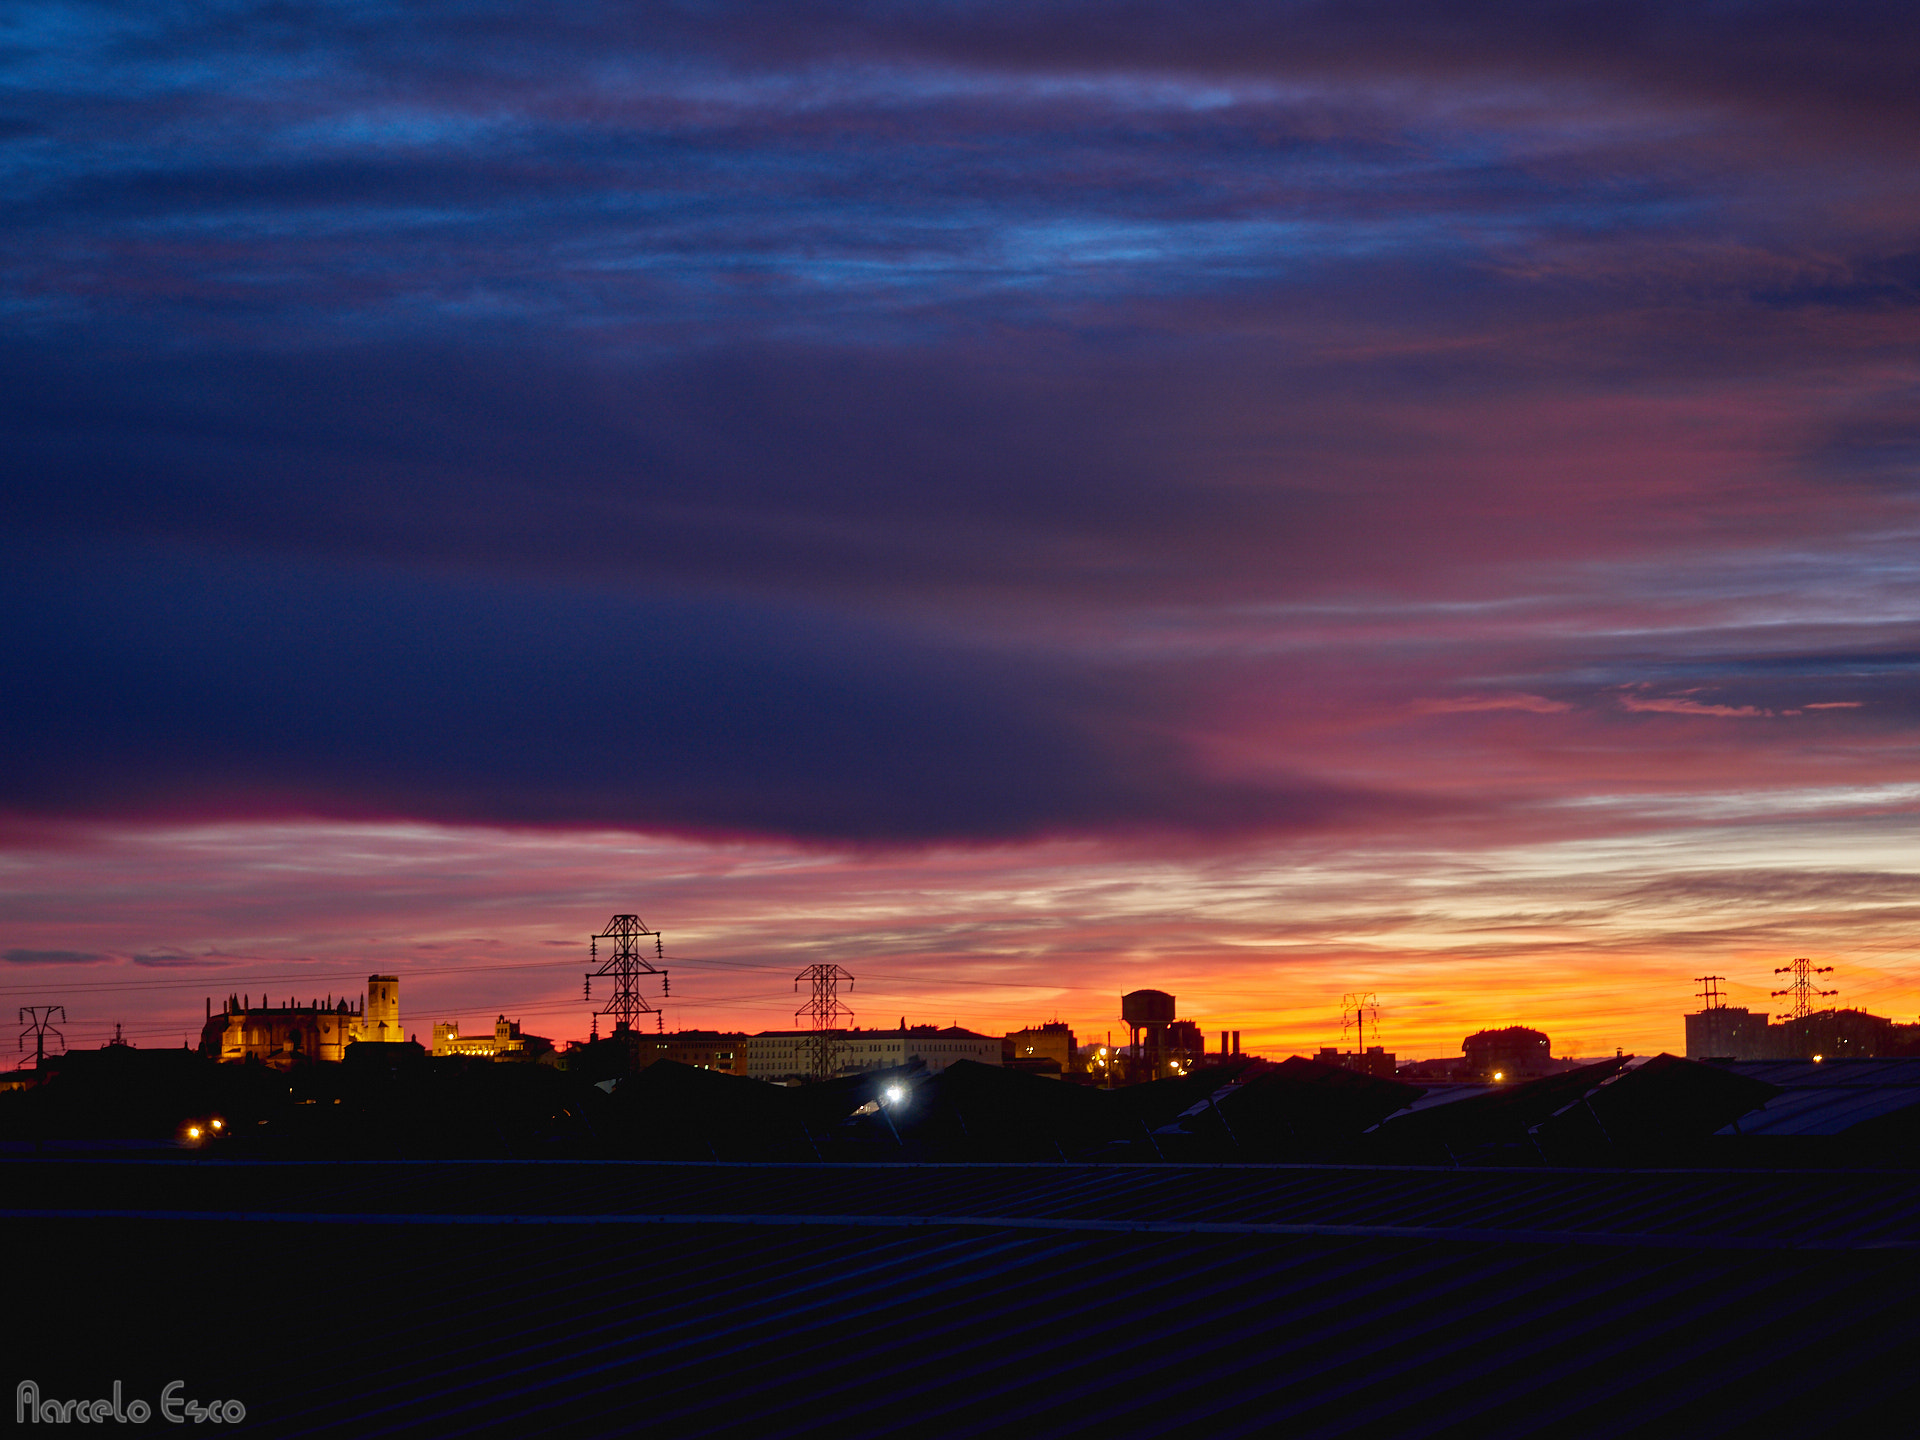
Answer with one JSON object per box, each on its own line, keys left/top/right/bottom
{"left": 4, "top": 948, "right": 109, "bottom": 965}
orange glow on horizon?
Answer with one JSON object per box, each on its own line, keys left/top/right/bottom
{"left": 7, "top": 818, "right": 1920, "bottom": 1062}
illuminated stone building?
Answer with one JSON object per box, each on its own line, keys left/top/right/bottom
{"left": 433, "top": 1015, "right": 528, "bottom": 1059}
{"left": 364, "top": 974, "right": 401, "bottom": 1044}
{"left": 200, "top": 974, "right": 403, "bottom": 1066}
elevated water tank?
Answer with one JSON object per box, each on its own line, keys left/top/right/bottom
{"left": 1122, "top": 990, "right": 1176, "bottom": 1028}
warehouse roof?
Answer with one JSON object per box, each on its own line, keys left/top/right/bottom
{"left": 1713, "top": 1057, "right": 1920, "bottom": 1136}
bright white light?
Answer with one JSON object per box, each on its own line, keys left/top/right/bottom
{"left": 186, "top": 1126, "right": 201, "bottom": 1140}
{"left": 885, "top": 1086, "right": 905, "bottom": 1106}
{"left": 1493, "top": 1071, "right": 1504, "bottom": 1081}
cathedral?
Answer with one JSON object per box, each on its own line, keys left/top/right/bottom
{"left": 201, "top": 974, "right": 403, "bottom": 1066}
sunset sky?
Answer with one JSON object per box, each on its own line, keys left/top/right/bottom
{"left": 7, "top": 2, "right": 1920, "bottom": 1061}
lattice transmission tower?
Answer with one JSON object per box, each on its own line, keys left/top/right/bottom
{"left": 1771, "top": 958, "right": 1836, "bottom": 1021}
{"left": 794, "top": 964, "right": 854, "bottom": 1083}
{"left": 18, "top": 1005, "right": 66, "bottom": 1075}
{"left": 584, "top": 914, "right": 669, "bottom": 1036}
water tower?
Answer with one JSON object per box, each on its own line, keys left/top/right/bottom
{"left": 1122, "top": 989, "right": 1176, "bottom": 1078}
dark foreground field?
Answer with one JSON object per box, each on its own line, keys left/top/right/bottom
{"left": 10, "top": 1158, "right": 1919, "bottom": 1438}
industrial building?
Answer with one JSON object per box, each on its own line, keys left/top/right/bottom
{"left": 745, "top": 1026, "right": 1001, "bottom": 1083}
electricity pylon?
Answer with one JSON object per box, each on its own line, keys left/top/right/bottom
{"left": 18, "top": 1005, "right": 66, "bottom": 1076}
{"left": 585, "top": 915, "right": 669, "bottom": 1034}
{"left": 794, "top": 964, "right": 854, "bottom": 1083}
{"left": 1771, "top": 959, "right": 1836, "bottom": 1021}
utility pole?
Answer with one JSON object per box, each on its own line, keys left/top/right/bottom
{"left": 585, "top": 914, "right": 669, "bottom": 1035}
{"left": 1772, "top": 958, "right": 1836, "bottom": 1022}
{"left": 1694, "top": 976, "right": 1730, "bottom": 1059}
{"left": 793, "top": 964, "right": 854, "bottom": 1083}
{"left": 18, "top": 1006, "right": 66, "bottom": 1078}
{"left": 1342, "top": 992, "right": 1380, "bottom": 1053}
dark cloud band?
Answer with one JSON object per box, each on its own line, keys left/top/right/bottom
{"left": 0, "top": 539, "right": 1407, "bottom": 842}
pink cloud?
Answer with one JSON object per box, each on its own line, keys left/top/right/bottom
{"left": 1413, "top": 693, "right": 1571, "bottom": 715}
{"left": 1619, "top": 697, "right": 1770, "bottom": 718}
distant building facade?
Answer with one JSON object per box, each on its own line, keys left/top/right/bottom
{"left": 200, "top": 974, "right": 402, "bottom": 1066}
{"left": 1315, "top": 1046, "right": 1398, "bottom": 1079}
{"left": 1167, "top": 1020, "right": 1206, "bottom": 1064}
{"left": 1005, "top": 1023, "right": 1077, "bottom": 1076}
{"left": 1683, "top": 1006, "right": 1775, "bottom": 1060}
{"left": 1684, "top": 1006, "right": 1920, "bottom": 1061}
{"left": 745, "top": 1026, "right": 1001, "bottom": 1083}
{"left": 1463, "top": 1026, "right": 1551, "bottom": 1080}
{"left": 601, "top": 1030, "right": 748, "bottom": 1076}
{"left": 433, "top": 1015, "right": 531, "bottom": 1060}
